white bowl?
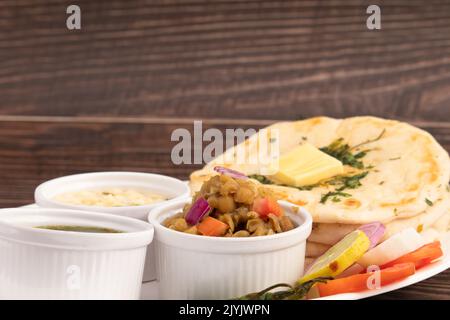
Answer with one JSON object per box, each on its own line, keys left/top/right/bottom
{"left": 148, "top": 198, "right": 312, "bottom": 299}
{"left": 34, "top": 172, "right": 190, "bottom": 220}
{"left": 0, "top": 208, "right": 153, "bottom": 300}
{"left": 34, "top": 171, "right": 190, "bottom": 281}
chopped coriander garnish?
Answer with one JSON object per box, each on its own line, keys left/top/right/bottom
{"left": 320, "top": 129, "right": 385, "bottom": 169}
{"left": 295, "top": 183, "right": 320, "bottom": 191}
{"left": 248, "top": 174, "right": 274, "bottom": 185}
{"left": 320, "top": 138, "right": 366, "bottom": 169}
{"left": 248, "top": 174, "right": 319, "bottom": 191}
{"left": 320, "top": 172, "right": 369, "bottom": 204}
{"left": 321, "top": 191, "right": 351, "bottom": 204}
{"left": 327, "top": 172, "right": 369, "bottom": 190}
{"left": 425, "top": 198, "right": 434, "bottom": 207}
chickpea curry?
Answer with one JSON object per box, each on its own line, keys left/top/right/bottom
{"left": 164, "top": 168, "right": 296, "bottom": 237}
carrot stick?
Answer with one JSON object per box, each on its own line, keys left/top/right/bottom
{"left": 317, "top": 263, "right": 416, "bottom": 297}
{"left": 197, "top": 217, "right": 229, "bottom": 236}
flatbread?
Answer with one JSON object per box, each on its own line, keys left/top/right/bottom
{"left": 304, "top": 257, "right": 315, "bottom": 271}
{"left": 191, "top": 116, "right": 450, "bottom": 224}
{"left": 382, "top": 196, "right": 449, "bottom": 239}
{"left": 432, "top": 208, "right": 450, "bottom": 232}
{"left": 307, "top": 195, "right": 449, "bottom": 245}
{"left": 308, "top": 223, "right": 357, "bottom": 245}
{"left": 306, "top": 241, "right": 331, "bottom": 258}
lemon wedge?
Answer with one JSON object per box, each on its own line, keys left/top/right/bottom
{"left": 298, "top": 230, "right": 370, "bottom": 284}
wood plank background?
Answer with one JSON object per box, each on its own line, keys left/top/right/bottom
{"left": 0, "top": 0, "right": 449, "bottom": 299}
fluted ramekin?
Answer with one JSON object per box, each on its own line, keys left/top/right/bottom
{"left": 34, "top": 171, "right": 190, "bottom": 281}
{"left": 148, "top": 198, "right": 312, "bottom": 299}
{"left": 0, "top": 208, "right": 153, "bottom": 300}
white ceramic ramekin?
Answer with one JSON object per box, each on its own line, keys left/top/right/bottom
{"left": 148, "top": 198, "right": 313, "bottom": 300}
{"left": 34, "top": 171, "right": 190, "bottom": 281}
{"left": 0, "top": 208, "right": 153, "bottom": 300}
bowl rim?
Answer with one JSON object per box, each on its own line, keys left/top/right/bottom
{"left": 0, "top": 207, "right": 154, "bottom": 251}
{"left": 34, "top": 171, "right": 191, "bottom": 217}
{"left": 148, "top": 197, "right": 312, "bottom": 253}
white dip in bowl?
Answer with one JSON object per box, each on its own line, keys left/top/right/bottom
{"left": 34, "top": 171, "right": 190, "bottom": 281}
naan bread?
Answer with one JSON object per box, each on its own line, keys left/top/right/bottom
{"left": 308, "top": 195, "right": 449, "bottom": 246}
{"left": 306, "top": 241, "right": 331, "bottom": 258}
{"left": 191, "top": 116, "right": 450, "bottom": 225}
{"left": 382, "top": 196, "right": 449, "bottom": 239}
{"left": 308, "top": 223, "right": 359, "bottom": 246}
{"left": 432, "top": 208, "right": 450, "bottom": 232}
{"left": 304, "top": 257, "right": 315, "bottom": 271}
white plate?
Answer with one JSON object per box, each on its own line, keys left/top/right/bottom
{"left": 317, "top": 231, "right": 450, "bottom": 300}
{"left": 140, "top": 232, "right": 450, "bottom": 300}
{"left": 22, "top": 204, "right": 450, "bottom": 300}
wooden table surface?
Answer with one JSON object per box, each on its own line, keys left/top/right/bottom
{"left": 0, "top": 0, "right": 449, "bottom": 299}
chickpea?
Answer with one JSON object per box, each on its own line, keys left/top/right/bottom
{"left": 232, "top": 213, "right": 241, "bottom": 226}
{"left": 252, "top": 225, "right": 267, "bottom": 237}
{"left": 220, "top": 179, "right": 239, "bottom": 196}
{"left": 219, "top": 213, "right": 235, "bottom": 233}
{"left": 164, "top": 213, "right": 184, "bottom": 227}
{"left": 238, "top": 211, "right": 249, "bottom": 224}
{"left": 280, "top": 216, "right": 295, "bottom": 232}
{"left": 246, "top": 218, "right": 264, "bottom": 233}
{"left": 217, "top": 196, "right": 236, "bottom": 213}
{"left": 234, "top": 187, "right": 254, "bottom": 204}
{"left": 184, "top": 226, "right": 199, "bottom": 235}
{"left": 207, "top": 195, "right": 219, "bottom": 208}
{"left": 172, "top": 218, "right": 189, "bottom": 232}
{"left": 268, "top": 214, "right": 282, "bottom": 233}
{"left": 219, "top": 174, "right": 233, "bottom": 185}
{"left": 236, "top": 206, "right": 249, "bottom": 216}
{"left": 202, "top": 176, "right": 220, "bottom": 194}
{"left": 232, "top": 230, "right": 250, "bottom": 237}
{"left": 246, "top": 211, "right": 259, "bottom": 220}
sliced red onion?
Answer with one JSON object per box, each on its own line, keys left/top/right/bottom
{"left": 358, "top": 222, "right": 386, "bottom": 249}
{"left": 213, "top": 166, "right": 248, "bottom": 180}
{"left": 185, "top": 197, "right": 212, "bottom": 225}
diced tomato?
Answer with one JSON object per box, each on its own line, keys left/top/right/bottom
{"left": 197, "top": 217, "right": 229, "bottom": 237}
{"left": 252, "top": 197, "right": 283, "bottom": 219}
{"left": 317, "top": 263, "right": 416, "bottom": 297}
{"left": 381, "top": 241, "right": 443, "bottom": 270}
